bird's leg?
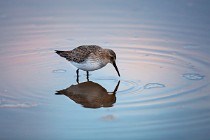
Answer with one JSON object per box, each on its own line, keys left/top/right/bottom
{"left": 76, "top": 69, "right": 79, "bottom": 83}
{"left": 86, "top": 71, "right": 89, "bottom": 81}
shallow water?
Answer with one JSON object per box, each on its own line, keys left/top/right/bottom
{"left": 1, "top": 0, "right": 210, "bottom": 140}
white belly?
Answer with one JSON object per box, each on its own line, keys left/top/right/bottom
{"left": 71, "top": 59, "right": 107, "bottom": 71}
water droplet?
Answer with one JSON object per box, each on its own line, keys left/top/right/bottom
{"left": 183, "top": 73, "right": 204, "bottom": 80}
{"left": 52, "top": 69, "right": 67, "bottom": 73}
{"left": 144, "top": 83, "right": 165, "bottom": 89}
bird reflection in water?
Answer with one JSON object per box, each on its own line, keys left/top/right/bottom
{"left": 56, "top": 81, "right": 120, "bottom": 108}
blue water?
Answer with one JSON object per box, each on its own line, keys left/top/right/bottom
{"left": 1, "top": 0, "right": 210, "bottom": 140}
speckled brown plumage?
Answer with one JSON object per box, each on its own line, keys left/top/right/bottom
{"left": 55, "top": 45, "right": 120, "bottom": 77}
{"left": 56, "top": 45, "right": 102, "bottom": 63}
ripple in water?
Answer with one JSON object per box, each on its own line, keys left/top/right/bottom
{"left": 119, "top": 80, "right": 142, "bottom": 94}
{"left": 144, "top": 83, "right": 165, "bottom": 89}
{"left": 0, "top": 98, "right": 38, "bottom": 108}
{"left": 183, "top": 73, "right": 205, "bottom": 80}
{"left": 52, "top": 69, "right": 67, "bottom": 73}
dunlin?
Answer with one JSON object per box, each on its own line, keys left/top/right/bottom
{"left": 55, "top": 45, "right": 120, "bottom": 80}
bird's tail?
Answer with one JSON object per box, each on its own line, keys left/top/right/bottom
{"left": 55, "top": 50, "right": 71, "bottom": 60}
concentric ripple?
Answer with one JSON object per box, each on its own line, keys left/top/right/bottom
{"left": 114, "top": 45, "right": 209, "bottom": 110}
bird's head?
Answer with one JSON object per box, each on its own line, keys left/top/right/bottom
{"left": 105, "top": 49, "right": 120, "bottom": 77}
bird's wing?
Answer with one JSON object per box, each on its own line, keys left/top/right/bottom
{"left": 56, "top": 45, "right": 102, "bottom": 63}
{"left": 71, "top": 45, "right": 101, "bottom": 63}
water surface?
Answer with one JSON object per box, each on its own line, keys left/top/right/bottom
{"left": 1, "top": 0, "right": 210, "bottom": 140}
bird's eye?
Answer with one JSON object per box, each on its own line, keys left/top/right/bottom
{"left": 110, "top": 56, "right": 114, "bottom": 60}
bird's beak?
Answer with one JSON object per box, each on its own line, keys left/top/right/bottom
{"left": 113, "top": 61, "right": 120, "bottom": 77}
